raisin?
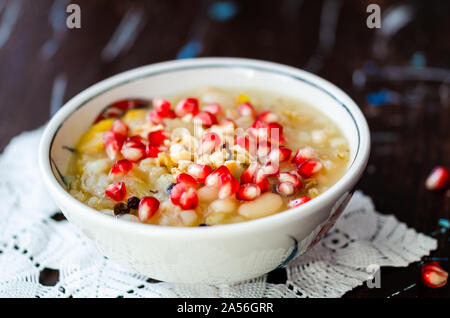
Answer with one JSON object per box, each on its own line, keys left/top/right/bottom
{"left": 114, "top": 202, "right": 129, "bottom": 216}
{"left": 127, "top": 196, "right": 140, "bottom": 210}
{"left": 198, "top": 223, "right": 209, "bottom": 227}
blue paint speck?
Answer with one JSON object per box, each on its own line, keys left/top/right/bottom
{"left": 411, "top": 52, "right": 426, "bottom": 68}
{"left": 176, "top": 40, "right": 203, "bottom": 59}
{"left": 367, "top": 90, "right": 391, "bottom": 106}
{"left": 438, "top": 218, "right": 449, "bottom": 229}
{"left": 209, "top": 1, "right": 237, "bottom": 21}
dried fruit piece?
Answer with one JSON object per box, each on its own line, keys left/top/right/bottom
{"left": 193, "top": 111, "right": 218, "bottom": 128}
{"left": 103, "top": 130, "right": 126, "bottom": 161}
{"left": 199, "top": 132, "right": 221, "bottom": 154}
{"left": 289, "top": 196, "right": 311, "bottom": 208}
{"left": 105, "top": 182, "right": 127, "bottom": 201}
{"left": 297, "top": 160, "right": 323, "bottom": 178}
{"left": 205, "top": 165, "right": 231, "bottom": 187}
{"left": 258, "top": 110, "right": 279, "bottom": 123}
{"left": 425, "top": 166, "right": 449, "bottom": 190}
{"left": 114, "top": 202, "right": 129, "bottom": 216}
{"left": 112, "top": 119, "right": 129, "bottom": 136}
{"left": 177, "top": 173, "right": 197, "bottom": 188}
{"left": 187, "top": 164, "right": 213, "bottom": 183}
{"left": 217, "top": 173, "right": 240, "bottom": 199}
{"left": 292, "top": 146, "right": 316, "bottom": 166}
{"left": 237, "top": 102, "right": 256, "bottom": 117}
{"left": 138, "top": 196, "right": 160, "bottom": 221}
{"left": 236, "top": 183, "right": 261, "bottom": 201}
{"left": 121, "top": 137, "right": 146, "bottom": 162}
{"left": 148, "top": 129, "right": 170, "bottom": 147}
{"left": 127, "top": 196, "right": 140, "bottom": 210}
{"left": 153, "top": 97, "right": 172, "bottom": 117}
{"left": 202, "top": 103, "right": 222, "bottom": 116}
{"left": 110, "top": 159, "right": 133, "bottom": 177}
{"left": 421, "top": 262, "right": 448, "bottom": 288}
{"left": 175, "top": 97, "right": 199, "bottom": 117}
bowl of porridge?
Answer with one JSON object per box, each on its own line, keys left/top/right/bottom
{"left": 39, "top": 58, "right": 370, "bottom": 283}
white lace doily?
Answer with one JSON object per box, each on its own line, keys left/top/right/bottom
{"left": 0, "top": 128, "right": 437, "bottom": 298}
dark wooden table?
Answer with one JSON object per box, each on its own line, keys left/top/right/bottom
{"left": 0, "top": 0, "right": 448, "bottom": 298}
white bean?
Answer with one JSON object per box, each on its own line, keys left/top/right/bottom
{"left": 210, "top": 197, "right": 237, "bottom": 214}
{"left": 198, "top": 186, "right": 219, "bottom": 202}
{"left": 238, "top": 192, "right": 283, "bottom": 219}
{"left": 178, "top": 210, "right": 198, "bottom": 226}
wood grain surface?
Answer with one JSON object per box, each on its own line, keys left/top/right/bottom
{"left": 0, "top": 0, "right": 448, "bottom": 298}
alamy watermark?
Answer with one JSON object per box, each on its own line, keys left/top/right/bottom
{"left": 66, "top": 4, "right": 81, "bottom": 29}
{"left": 366, "top": 4, "right": 381, "bottom": 29}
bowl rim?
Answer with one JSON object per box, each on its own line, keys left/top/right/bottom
{"left": 39, "top": 57, "right": 370, "bottom": 238}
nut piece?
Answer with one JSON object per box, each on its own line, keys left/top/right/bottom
{"left": 238, "top": 192, "right": 283, "bottom": 219}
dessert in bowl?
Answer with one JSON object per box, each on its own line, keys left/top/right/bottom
{"left": 39, "top": 58, "right": 370, "bottom": 283}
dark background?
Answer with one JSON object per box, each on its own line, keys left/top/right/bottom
{"left": 0, "top": 0, "right": 449, "bottom": 297}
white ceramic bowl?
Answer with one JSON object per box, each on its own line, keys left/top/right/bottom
{"left": 39, "top": 58, "right": 370, "bottom": 284}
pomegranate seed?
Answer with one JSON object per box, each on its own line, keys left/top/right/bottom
{"left": 187, "top": 164, "right": 213, "bottom": 183}
{"left": 292, "top": 146, "right": 316, "bottom": 166}
{"left": 138, "top": 196, "right": 160, "bottom": 221}
{"left": 258, "top": 110, "right": 279, "bottom": 123}
{"left": 268, "top": 122, "right": 283, "bottom": 136}
{"left": 177, "top": 173, "right": 197, "bottom": 188}
{"left": 425, "top": 166, "right": 449, "bottom": 190}
{"left": 147, "top": 111, "right": 165, "bottom": 125}
{"left": 193, "top": 111, "right": 218, "bottom": 128}
{"left": 237, "top": 102, "right": 256, "bottom": 117}
{"left": 289, "top": 196, "right": 311, "bottom": 208}
{"left": 278, "top": 182, "right": 296, "bottom": 196}
{"left": 202, "top": 103, "right": 222, "bottom": 116}
{"left": 421, "top": 262, "right": 448, "bottom": 288}
{"left": 235, "top": 136, "right": 257, "bottom": 154}
{"left": 236, "top": 183, "right": 261, "bottom": 201}
{"left": 145, "top": 145, "right": 164, "bottom": 158}
{"left": 199, "top": 132, "right": 221, "bottom": 154}
{"left": 240, "top": 162, "right": 258, "bottom": 184}
{"left": 253, "top": 169, "right": 270, "bottom": 192}
{"left": 175, "top": 97, "right": 199, "bottom": 117}
{"left": 103, "top": 130, "right": 126, "bottom": 161}
{"left": 297, "top": 160, "right": 322, "bottom": 178}
{"left": 112, "top": 119, "right": 129, "bottom": 136}
{"left": 217, "top": 173, "right": 240, "bottom": 199}
{"left": 257, "top": 142, "right": 272, "bottom": 159}
{"left": 105, "top": 182, "right": 127, "bottom": 201}
{"left": 261, "top": 161, "right": 279, "bottom": 176}
{"left": 269, "top": 146, "right": 292, "bottom": 163}
{"left": 171, "top": 183, "right": 198, "bottom": 210}
{"left": 277, "top": 172, "right": 301, "bottom": 188}
{"left": 205, "top": 165, "right": 231, "bottom": 187}
{"left": 110, "top": 99, "right": 148, "bottom": 111}
{"left": 110, "top": 159, "right": 133, "bottom": 177}
{"left": 220, "top": 118, "right": 237, "bottom": 129}
{"left": 148, "top": 129, "right": 170, "bottom": 147}
{"left": 153, "top": 97, "right": 172, "bottom": 117}
{"left": 121, "top": 137, "right": 146, "bottom": 162}
{"left": 270, "top": 134, "right": 286, "bottom": 146}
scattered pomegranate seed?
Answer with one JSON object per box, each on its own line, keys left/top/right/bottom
{"left": 248, "top": 120, "right": 270, "bottom": 141}
{"left": 148, "top": 129, "right": 170, "bottom": 147}
{"left": 261, "top": 161, "right": 279, "bottom": 176}
{"left": 105, "top": 182, "right": 127, "bottom": 201}
{"left": 297, "top": 160, "right": 323, "bottom": 178}
{"left": 110, "top": 159, "right": 133, "bottom": 177}
{"left": 177, "top": 173, "right": 198, "bottom": 188}
{"left": 109, "top": 99, "right": 148, "bottom": 111}
{"left": 205, "top": 165, "right": 231, "bottom": 187}
{"left": 289, "top": 196, "right": 311, "bottom": 208}
{"left": 193, "top": 111, "right": 218, "bottom": 128}
{"left": 145, "top": 145, "right": 164, "bottom": 158}
{"left": 112, "top": 119, "right": 129, "bottom": 136}
{"left": 253, "top": 169, "right": 270, "bottom": 192}
{"left": 421, "top": 262, "right": 448, "bottom": 288}
{"left": 258, "top": 110, "right": 279, "bottom": 123}
{"left": 240, "top": 162, "right": 258, "bottom": 184}
{"left": 147, "top": 111, "right": 165, "bottom": 125}
{"left": 202, "top": 103, "right": 222, "bottom": 116}
{"left": 217, "top": 173, "right": 240, "bottom": 199}
{"left": 121, "top": 137, "right": 146, "bottom": 162}
{"left": 425, "top": 166, "right": 449, "bottom": 190}
{"left": 153, "top": 97, "right": 172, "bottom": 117}
{"left": 268, "top": 122, "right": 283, "bottom": 136}
{"left": 171, "top": 183, "right": 198, "bottom": 210}
{"left": 235, "top": 136, "right": 257, "bottom": 154}
{"left": 277, "top": 172, "right": 302, "bottom": 188}
{"left": 175, "top": 97, "right": 199, "bottom": 117}
{"left": 237, "top": 102, "right": 256, "bottom": 117}
{"left": 187, "top": 164, "right": 213, "bottom": 183}
{"left": 278, "top": 182, "right": 296, "bottom": 196}
{"left": 292, "top": 146, "right": 316, "bottom": 166}
{"left": 236, "top": 183, "right": 261, "bottom": 201}
{"left": 199, "top": 132, "right": 221, "bottom": 154}
{"left": 103, "top": 130, "right": 126, "bottom": 161}
{"left": 138, "top": 196, "right": 160, "bottom": 221}
{"left": 257, "top": 142, "right": 272, "bottom": 159}
{"left": 220, "top": 118, "right": 237, "bottom": 129}
{"left": 270, "top": 134, "right": 286, "bottom": 146}
{"left": 269, "top": 146, "right": 292, "bottom": 163}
